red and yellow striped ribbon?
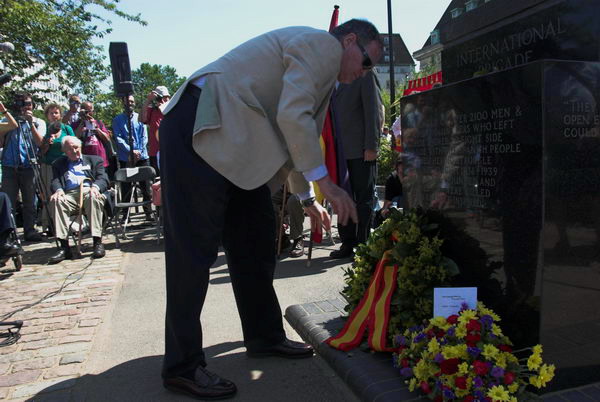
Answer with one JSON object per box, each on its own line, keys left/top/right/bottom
{"left": 326, "top": 251, "right": 399, "bottom": 352}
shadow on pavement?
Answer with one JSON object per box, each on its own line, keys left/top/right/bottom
{"left": 29, "top": 341, "right": 334, "bottom": 402}
{"left": 209, "top": 255, "right": 351, "bottom": 285}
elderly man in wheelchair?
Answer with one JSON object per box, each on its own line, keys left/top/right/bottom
{"left": 48, "top": 136, "right": 109, "bottom": 264}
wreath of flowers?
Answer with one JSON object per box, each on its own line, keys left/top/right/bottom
{"left": 341, "top": 208, "right": 501, "bottom": 343}
{"left": 394, "top": 302, "right": 555, "bottom": 401}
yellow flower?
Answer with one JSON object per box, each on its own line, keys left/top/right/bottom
{"left": 482, "top": 344, "right": 499, "bottom": 360}
{"left": 477, "top": 302, "right": 501, "bottom": 321}
{"left": 458, "top": 362, "right": 469, "bottom": 375}
{"left": 458, "top": 309, "right": 477, "bottom": 324}
{"left": 491, "top": 323, "right": 504, "bottom": 336}
{"left": 532, "top": 344, "right": 543, "bottom": 355}
{"left": 408, "top": 378, "right": 418, "bottom": 392}
{"left": 414, "top": 360, "right": 429, "bottom": 380}
{"left": 527, "top": 353, "right": 542, "bottom": 371}
{"left": 494, "top": 353, "right": 507, "bottom": 369}
{"left": 487, "top": 385, "right": 511, "bottom": 401}
{"left": 508, "top": 383, "right": 519, "bottom": 393}
{"left": 456, "top": 388, "right": 469, "bottom": 398}
{"left": 529, "top": 375, "right": 542, "bottom": 388}
{"left": 537, "top": 364, "right": 555, "bottom": 387}
{"left": 455, "top": 324, "right": 467, "bottom": 338}
{"left": 427, "top": 338, "right": 440, "bottom": 354}
{"left": 509, "top": 397, "right": 518, "bottom": 402}
{"left": 430, "top": 316, "right": 451, "bottom": 330}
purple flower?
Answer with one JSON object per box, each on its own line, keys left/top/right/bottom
{"left": 460, "top": 302, "right": 469, "bottom": 311}
{"left": 395, "top": 335, "right": 407, "bottom": 346}
{"left": 474, "top": 390, "right": 485, "bottom": 399}
{"left": 443, "top": 388, "right": 456, "bottom": 399}
{"left": 468, "top": 346, "right": 481, "bottom": 357}
{"left": 446, "top": 327, "right": 456, "bottom": 337}
{"left": 473, "top": 376, "right": 484, "bottom": 388}
{"left": 414, "top": 333, "right": 427, "bottom": 343}
{"left": 392, "top": 356, "right": 399, "bottom": 368}
{"left": 491, "top": 366, "right": 505, "bottom": 378}
{"left": 480, "top": 315, "right": 493, "bottom": 328}
{"left": 434, "top": 353, "right": 444, "bottom": 363}
{"left": 400, "top": 367, "right": 413, "bottom": 377}
{"left": 439, "top": 337, "right": 448, "bottom": 345}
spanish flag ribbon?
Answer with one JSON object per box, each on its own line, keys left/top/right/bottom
{"left": 326, "top": 251, "right": 399, "bottom": 352}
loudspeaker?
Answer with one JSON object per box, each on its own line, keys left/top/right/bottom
{"left": 109, "top": 42, "right": 134, "bottom": 97}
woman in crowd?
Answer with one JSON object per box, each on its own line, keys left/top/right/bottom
{"left": 40, "top": 103, "right": 75, "bottom": 235}
{"left": 72, "top": 101, "right": 112, "bottom": 170}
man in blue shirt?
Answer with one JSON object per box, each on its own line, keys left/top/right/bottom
{"left": 112, "top": 95, "right": 152, "bottom": 220}
{"left": 0, "top": 93, "right": 46, "bottom": 241}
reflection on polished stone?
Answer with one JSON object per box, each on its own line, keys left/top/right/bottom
{"left": 400, "top": 60, "right": 600, "bottom": 391}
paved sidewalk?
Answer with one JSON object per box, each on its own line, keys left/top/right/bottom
{"left": 0, "top": 232, "right": 126, "bottom": 401}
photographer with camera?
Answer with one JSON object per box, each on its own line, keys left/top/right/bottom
{"left": 0, "top": 93, "right": 46, "bottom": 242}
{"left": 140, "top": 86, "right": 170, "bottom": 176}
{"left": 72, "top": 101, "right": 112, "bottom": 170}
{"left": 62, "top": 94, "right": 82, "bottom": 126}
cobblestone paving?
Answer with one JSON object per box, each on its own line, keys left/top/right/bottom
{"left": 0, "top": 235, "right": 125, "bottom": 401}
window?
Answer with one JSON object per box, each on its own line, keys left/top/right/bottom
{"left": 451, "top": 7, "right": 463, "bottom": 18}
{"left": 466, "top": 0, "right": 478, "bottom": 11}
{"left": 430, "top": 29, "right": 440, "bottom": 45}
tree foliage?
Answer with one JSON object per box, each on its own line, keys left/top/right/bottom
{"left": 0, "top": 0, "right": 146, "bottom": 99}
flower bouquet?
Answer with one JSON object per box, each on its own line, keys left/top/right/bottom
{"left": 394, "top": 302, "right": 555, "bottom": 401}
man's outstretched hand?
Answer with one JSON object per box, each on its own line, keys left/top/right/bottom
{"left": 315, "top": 175, "right": 357, "bottom": 226}
{"left": 303, "top": 201, "right": 331, "bottom": 238}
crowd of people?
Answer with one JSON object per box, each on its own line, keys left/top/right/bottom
{"left": 0, "top": 86, "right": 171, "bottom": 264}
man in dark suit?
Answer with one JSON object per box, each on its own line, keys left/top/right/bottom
{"left": 331, "top": 70, "right": 383, "bottom": 258}
{"left": 48, "top": 136, "right": 109, "bottom": 264}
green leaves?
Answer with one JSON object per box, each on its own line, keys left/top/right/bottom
{"left": 0, "top": 0, "right": 146, "bottom": 99}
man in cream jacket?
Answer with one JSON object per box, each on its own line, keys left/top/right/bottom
{"left": 160, "top": 19, "right": 382, "bottom": 400}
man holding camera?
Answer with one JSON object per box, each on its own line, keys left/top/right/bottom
{"left": 62, "top": 94, "right": 82, "bottom": 126}
{"left": 140, "top": 86, "right": 170, "bottom": 175}
{"left": 0, "top": 93, "right": 45, "bottom": 241}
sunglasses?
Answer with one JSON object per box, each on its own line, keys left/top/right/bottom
{"left": 356, "top": 41, "right": 373, "bottom": 70}
{"left": 22, "top": 101, "right": 33, "bottom": 106}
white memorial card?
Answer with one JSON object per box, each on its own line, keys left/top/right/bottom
{"left": 433, "top": 287, "right": 477, "bottom": 318}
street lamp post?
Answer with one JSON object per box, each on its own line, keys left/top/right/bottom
{"left": 387, "top": 0, "right": 396, "bottom": 126}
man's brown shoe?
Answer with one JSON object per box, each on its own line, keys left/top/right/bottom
{"left": 247, "top": 339, "right": 314, "bottom": 359}
{"left": 163, "top": 367, "right": 237, "bottom": 400}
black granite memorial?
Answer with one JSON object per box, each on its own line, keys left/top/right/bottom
{"left": 400, "top": 59, "right": 600, "bottom": 391}
{"left": 442, "top": 0, "right": 600, "bottom": 84}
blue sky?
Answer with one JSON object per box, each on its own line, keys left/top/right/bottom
{"left": 95, "top": 0, "right": 448, "bottom": 89}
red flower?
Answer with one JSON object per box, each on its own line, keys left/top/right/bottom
{"left": 465, "top": 333, "right": 481, "bottom": 346}
{"left": 498, "top": 344, "right": 513, "bottom": 353}
{"left": 455, "top": 376, "right": 468, "bottom": 389}
{"left": 435, "top": 329, "right": 446, "bottom": 338}
{"left": 427, "top": 329, "right": 436, "bottom": 339}
{"left": 463, "top": 396, "right": 475, "bottom": 402}
{"left": 466, "top": 319, "right": 482, "bottom": 332}
{"left": 447, "top": 315, "right": 459, "bottom": 324}
{"left": 504, "top": 371, "right": 516, "bottom": 385}
{"left": 440, "top": 358, "right": 460, "bottom": 375}
{"left": 420, "top": 381, "right": 432, "bottom": 394}
{"left": 401, "top": 358, "right": 409, "bottom": 368}
{"left": 473, "top": 360, "right": 489, "bottom": 375}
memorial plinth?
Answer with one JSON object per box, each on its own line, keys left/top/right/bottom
{"left": 400, "top": 59, "right": 600, "bottom": 391}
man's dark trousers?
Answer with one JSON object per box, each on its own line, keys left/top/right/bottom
{"left": 338, "top": 158, "right": 376, "bottom": 247}
{"left": 159, "top": 86, "right": 285, "bottom": 378}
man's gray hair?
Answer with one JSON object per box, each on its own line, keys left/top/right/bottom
{"left": 331, "top": 19, "right": 383, "bottom": 47}
{"left": 61, "top": 135, "right": 82, "bottom": 151}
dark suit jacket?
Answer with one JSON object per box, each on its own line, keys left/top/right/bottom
{"left": 51, "top": 155, "right": 109, "bottom": 194}
{"left": 334, "top": 71, "right": 383, "bottom": 160}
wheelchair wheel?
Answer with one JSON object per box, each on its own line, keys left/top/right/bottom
{"left": 12, "top": 254, "right": 22, "bottom": 271}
